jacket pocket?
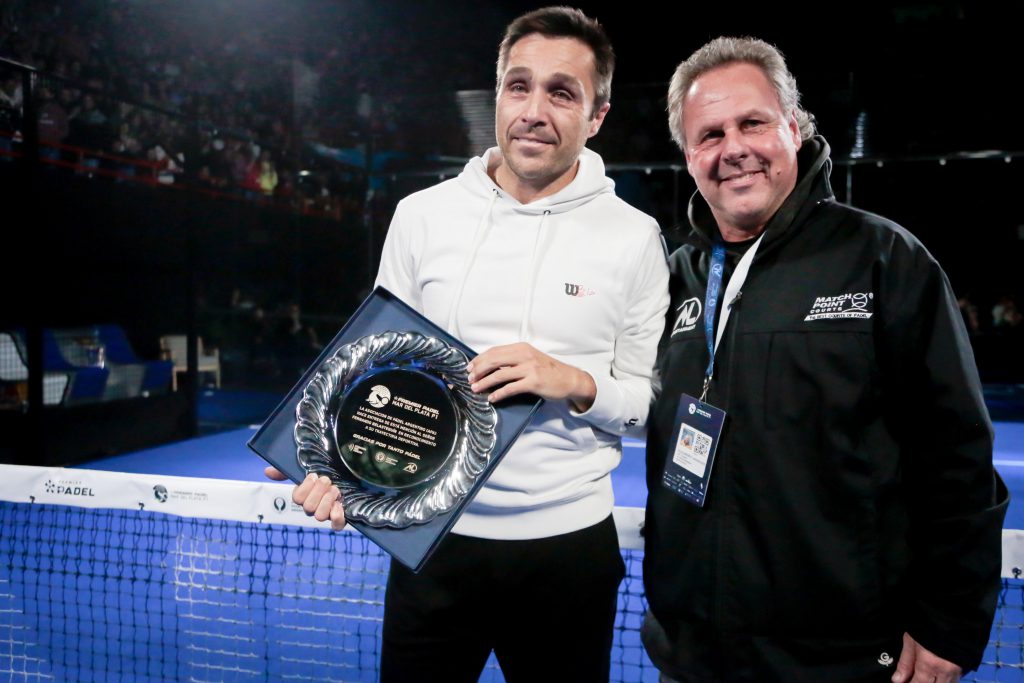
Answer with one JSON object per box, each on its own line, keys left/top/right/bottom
{"left": 755, "top": 330, "right": 886, "bottom": 627}
{"left": 764, "top": 329, "right": 876, "bottom": 437}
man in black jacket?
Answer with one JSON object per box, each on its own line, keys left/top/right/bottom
{"left": 643, "top": 36, "right": 1009, "bottom": 683}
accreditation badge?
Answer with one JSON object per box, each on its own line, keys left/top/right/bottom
{"left": 661, "top": 393, "right": 725, "bottom": 508}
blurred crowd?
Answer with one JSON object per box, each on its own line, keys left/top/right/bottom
{"left": 199, "top": 287, "right": 330, "bottom": 389}
{"left": 1, "top": 0, "right": 1018, "bottom": 359}
{"left": 959, "top": 294, "right": 1024, "bottom": 336}
{"left": 0, "top": 0, "right": 430, "bottom": 218}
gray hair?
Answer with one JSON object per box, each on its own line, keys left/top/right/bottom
{"left": 667, "top": 36, "right": 815, "bottom": 149}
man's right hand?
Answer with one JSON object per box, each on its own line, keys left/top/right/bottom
{"left": 264, "top": 467, "right": 347, "bottom": 531}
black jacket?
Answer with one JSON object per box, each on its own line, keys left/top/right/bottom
{"left": 643, "top": 137, "right": 1008, "bottom": 682}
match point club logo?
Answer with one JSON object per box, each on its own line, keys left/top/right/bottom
{"left": 804, "top": 292, "right": 873, "bottom": 321}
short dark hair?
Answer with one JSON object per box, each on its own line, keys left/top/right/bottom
{"left": 496, "top": 6, "right": 614, "bottom": 116}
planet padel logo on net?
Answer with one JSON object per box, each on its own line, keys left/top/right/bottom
{"left": 44, "top": 479, "right": 96, "bottom": 498}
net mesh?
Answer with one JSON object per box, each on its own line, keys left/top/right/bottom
{"left": 0, "top": 499, "right": 655, "bottom": 682}
{"left": 0, "top": 497, "right": 1020, "bottom": 682}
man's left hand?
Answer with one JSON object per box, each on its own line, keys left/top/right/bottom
{"left": 466, "top": 342, "right": 596, "bottom": 412}
{"left": 892, "top": 632, "right": 962, "bottom": 683}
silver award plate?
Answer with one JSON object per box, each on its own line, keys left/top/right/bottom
{"left": 294, "top": 331, "right": 498, "bottom": 528}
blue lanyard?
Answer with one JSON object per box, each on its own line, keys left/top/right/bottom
{"left": 701, "top": 242, "right": 727, "bottom": 402}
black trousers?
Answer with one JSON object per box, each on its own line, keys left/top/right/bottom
{"left": 381, "top": 515, "right": 625, "bottom": 683}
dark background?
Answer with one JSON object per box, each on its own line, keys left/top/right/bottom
{"left": 2, "top": 0, "right": 1022, "bottom": 462}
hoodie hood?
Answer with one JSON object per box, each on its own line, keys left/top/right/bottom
{"left": 457, "top": 146, "right": 616, "bottom": 214}
{"left": 686, "top": 135, "right": 835, "bottom": 256}
{"left": 448, "top": 145, "right": 617, "bottom": 339}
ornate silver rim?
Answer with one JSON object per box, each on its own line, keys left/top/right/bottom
{"left": 294, "top": 331, "right": 498, "bottom": 528}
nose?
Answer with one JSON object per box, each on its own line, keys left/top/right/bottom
{"left": 721, "top": 128, "right": 748, "bottom": 163}
{"left": 520, "top": 90, "right": 549, "bottom": 125}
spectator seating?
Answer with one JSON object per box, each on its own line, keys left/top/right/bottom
{"left": 1, "top": 326, "right": 172, "bottom": 406}
{"left": 40, "top": 328, "right": 109, "bottom": 404}
{"left": 96, "top": 324, "right": 173, "bottom": 397}
{"left": 52, "top": 325, "right": 173, "bottom": 401}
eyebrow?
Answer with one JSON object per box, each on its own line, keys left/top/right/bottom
{"left": 694, "top": 107, "right": 775, "bottom": 137}
{"left": 503, "top": 66, "right": 532, "bottom": 84}
{"left": 503, "top": 67, "right": 585, "bottom": 94}
{"left": 548, "top": 72, "right": 585, "bottom": 94}
{"left": 735, "top": 107, "right": 772, "bottom": 121}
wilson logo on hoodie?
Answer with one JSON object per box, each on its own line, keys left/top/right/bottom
{"left": 564, "top": 283, "right": 596, "bottom": 297}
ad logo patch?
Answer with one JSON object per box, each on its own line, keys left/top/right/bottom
{"left": 804, "top": 292, "right": 873, "bottom": 321}
{"left": 672, "top": 297, "right": 702, "bottom": 336}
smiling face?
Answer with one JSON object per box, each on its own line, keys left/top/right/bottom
{"left": 493, "top": 34, "right": 609, "bottom": 203}
{"left": 680, "top": 61, "right": 802, "bottom": 241}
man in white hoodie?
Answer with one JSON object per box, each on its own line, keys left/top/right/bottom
{"left": 268, "top": 7, "right": 668, "bottom": 681}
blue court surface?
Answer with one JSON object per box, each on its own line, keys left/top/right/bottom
{"left": 996, "top": 422, "right": 1024, "bottom": 528}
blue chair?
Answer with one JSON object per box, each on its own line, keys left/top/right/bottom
{"left": 39, "top": 328, "right": 109, "bottom": 404}
{"left": 54, "top": 326, "right": 142, "bottom": 400}
{"left": 96, "top": 324, "right": 173, "bottom": 396}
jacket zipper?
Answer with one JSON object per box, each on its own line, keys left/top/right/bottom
{"left": 713, "top": 261, "right": 745, "bottom": 680}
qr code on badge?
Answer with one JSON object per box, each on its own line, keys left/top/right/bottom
{"left": 677, "top": 426, "right": 711, "bottom": 459}
{"left": 673, "top": 425, "right": 714, "bottom": 477}
{"left": 691, "top": 431, "right": 712, "bottom": 458}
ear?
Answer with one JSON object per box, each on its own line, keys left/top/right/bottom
{"left": 587, "top": 101, "right": 611, "bottom": 138}
{"left": 683, "top": 146, "right": 694, "bottom": 178}
{"left": 788, "top": 112, "right": 802, "bottom": 151}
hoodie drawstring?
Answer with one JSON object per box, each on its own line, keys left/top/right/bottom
{"left": 447, "top": 188, "right": 499, "bottom": 337}
{"left": 518, "top": 209, "right": 551, "bottom": 342}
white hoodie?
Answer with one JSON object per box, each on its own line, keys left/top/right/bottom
{"left": 375, "top": 147, "right": 669, "bottom": 539}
